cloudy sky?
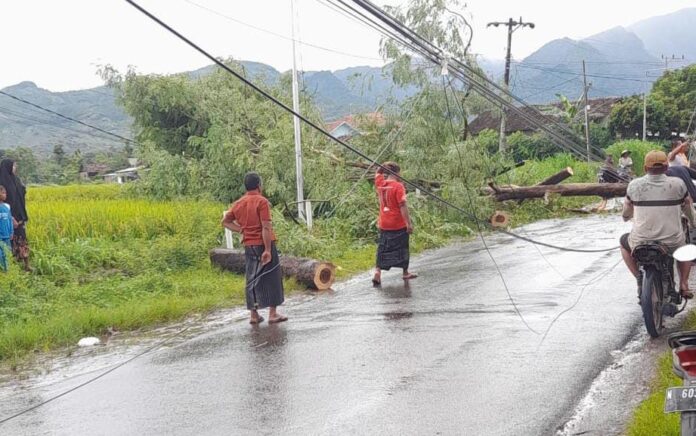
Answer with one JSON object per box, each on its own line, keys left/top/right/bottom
{"left": 1, "top": 0, "right": 693, "bottom": 91}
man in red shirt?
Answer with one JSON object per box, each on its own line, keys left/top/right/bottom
{"left": 222, "top": 172, "right": 287, "bottom": 324}
{"left": 372, "top": 161, "right": 417, "bottom": 285}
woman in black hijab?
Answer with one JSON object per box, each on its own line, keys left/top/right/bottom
{"left": 0, "top": 159, "right": 30, "bottom": 271}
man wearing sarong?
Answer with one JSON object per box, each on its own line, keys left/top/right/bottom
{"left": 372, "top": 162, "right": 417, "bottom": 286}
{"left": 222, "top": 172, "right": 287, "bottom": 324}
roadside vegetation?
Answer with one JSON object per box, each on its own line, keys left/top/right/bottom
{"left": 626, "top": 312, "right": 696, "bottom": 435}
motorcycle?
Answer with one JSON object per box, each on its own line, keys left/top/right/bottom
{"left": 665, "top": 331, "right": 696, "bottom": 435}
{"left": 632, "top": 242, "right": 687, "bottom": 338}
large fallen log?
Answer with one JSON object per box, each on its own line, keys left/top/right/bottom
{"left": 210, "top": 248, "right": 336, "bottom": 290}
{"left": 538, "top": 167, "right": 574, "bottom": 186}
{"left": 517, "top": 167, "right": 574, "bottom": 205}
{"left": 485, "top": 183, "right": 628, "bottom": 201}
{"left": 492, "top": 160, "right": 526, "bottom": 177}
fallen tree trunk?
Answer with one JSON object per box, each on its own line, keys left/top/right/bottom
{"left": 210, "top": 248, "right": 336, "bottom": 290}
{"left": 492, "top": 160, "right": 526, "bottom": 177}
{"left": 538, "top": 167, "right": 574, "bottom": 186}
{"left": 517, "top": 167, "right": 574, "bottom": 205}
{"left": 485, "top": 183, "right": 628, "bottom": 201}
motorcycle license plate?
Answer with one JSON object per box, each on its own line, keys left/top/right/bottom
{"left": 665, "top": 387, "right": 696, "bottom": 413}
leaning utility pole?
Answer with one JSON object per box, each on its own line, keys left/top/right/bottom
{"left": 487, "top": 17, "right": 534, "bottom": 153}
{"left": 582, "top": 60, "right": 591, "bottom": 163}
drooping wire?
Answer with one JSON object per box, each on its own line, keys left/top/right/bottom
{"left": 443, "top": 77, "right": 569, "bottom": 281}
{"left": 123, "top": 0, "right": 618, "bottom": 253}
{"left": 442, "top": 78, "right": 625, "bottom": 340}
{"left": 0, "top": 105, "right": 132, "bottom": 144}
{"left": 536, "top": 257, "right": 623, "bottom": 348}
{"left": 440, "top": 76, "right": 540, "bottom": 334}
{"left": 0, "top": 325, "right": 191, "bottom": 425}
{"left": 0, "top": 91, "right": 138, "bottom": 146}
{"left": 341, "top": 0, "right": 599, "bottom": 160}
{"left": 327, "top": 91, "right": 425, "bottom": 217}
{"left": 183, "top": 0, "right": 383, "bottom": 62}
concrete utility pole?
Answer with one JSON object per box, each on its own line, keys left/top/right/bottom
{"left": 642, "top": 91, "right": 647, "bottom": 141}
{"left": 487, "top": 17, "right": 534, "bottom": 153}
{"left": 290, "top": 0, "right": 310, "bottom": 227}
{"left": 582, "top": 60, "right": 591, "bottom": 163}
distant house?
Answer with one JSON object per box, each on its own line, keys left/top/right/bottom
{"left": 325, "top": 112, "right": 386, "bottom": 140}
{"left": 468, "top": 97, "right": 622, "bottom": 136}
{"left": 103, "top": 166, "right": 142, "bottom": 184}
{"left": 79, "top": 163, "right": 111, "bottom": 180}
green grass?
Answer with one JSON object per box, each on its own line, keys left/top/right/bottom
{"left": 626, "top": 311, "right": 696, "bottom": 435}
{"left": 627, "top": 353, "right": 680, "bottom": 436}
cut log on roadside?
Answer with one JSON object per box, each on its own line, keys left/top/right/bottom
{"left": 484, "top": 183, "right": 628, "bottom": 202}
{"left": 210, "top": 248, "right": 336, "bottom": 290}
{"left": 490, "top": 211, "right": 510, "bottom": 228}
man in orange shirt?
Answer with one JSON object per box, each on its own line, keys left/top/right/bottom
{"left": 372, "top": 161, "right": 417, "bottom": 286}
{"left": 222, "top": 172, "right": 287, "bottom": 324}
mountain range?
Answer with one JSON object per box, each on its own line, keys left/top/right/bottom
{"left": 0, "top": 7, "right": 692, "bottom": 154}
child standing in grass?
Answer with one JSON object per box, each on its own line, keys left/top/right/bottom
{"left": 0, "top": 185, "right": 15, "bottom": 271}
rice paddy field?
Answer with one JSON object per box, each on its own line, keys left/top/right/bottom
{"left": 0, "top": 184, "right": 246, "bottom": 365}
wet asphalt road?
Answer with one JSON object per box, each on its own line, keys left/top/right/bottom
{"left": 0, "top": 215, "right": 647, "bottom": 435}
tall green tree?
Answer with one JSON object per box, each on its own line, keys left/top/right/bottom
{"left": 53, "top": 144, "right": 66, "bottom": 165}
{"left": 608, "top": 65, "right": 696, "bottom": 139}
{"left": 100, "top": 61, "right": 348, "bottom": 205}
{"left": 608, "top": 95, "right": 669, "bottom": 140}
{"left": 651, "top": 64, "right": 696, "bottom": 135}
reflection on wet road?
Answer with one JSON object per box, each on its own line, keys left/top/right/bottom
{"left": 0, "top": 215, "right": 643, "bottom": 435}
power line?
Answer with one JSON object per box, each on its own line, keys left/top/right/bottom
{"left": 327, "top": 92, "right": 425, "bottom": 217}
{"left": 332, "top": 0, "right": 600, "bottom": 160}
{"left": 182, "top": 0, "right": 383, "bottom": 62}
{"left": 124, "top": 0, "right": 617, "bottom": 253}
{"left": 0, "top": 91, "right": 138, "bottom": 146}
{"left": 513, "top": 60, "right": 665, "bottom": 66}
{"left": 0, "top": 105, "right": 131, "bottom": 145}
{"left": 0, "top": 326, "right": 190, "bottom": 425}
{"left": 513, "top": 64, "right": 654, "bottom": 83}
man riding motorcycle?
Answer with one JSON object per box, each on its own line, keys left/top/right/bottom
{"left": 620, "top": 150, "right": 695, "bottom": 299}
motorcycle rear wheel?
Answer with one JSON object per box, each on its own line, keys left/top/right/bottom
{"left": 640, "top": 267, "right": 663, "bottom": 338}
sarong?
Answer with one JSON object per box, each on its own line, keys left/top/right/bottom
{"left": 244, "top": 242, "right": 284, "bottom": 310}
{"left": 376, "top": 228, "right": 410, "bottom": 271}
{"left": 0, "top": 239, "right": 10, "bottom": 271}
{"left": 11, "top": 224, "right": 29, "bottom": 261}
